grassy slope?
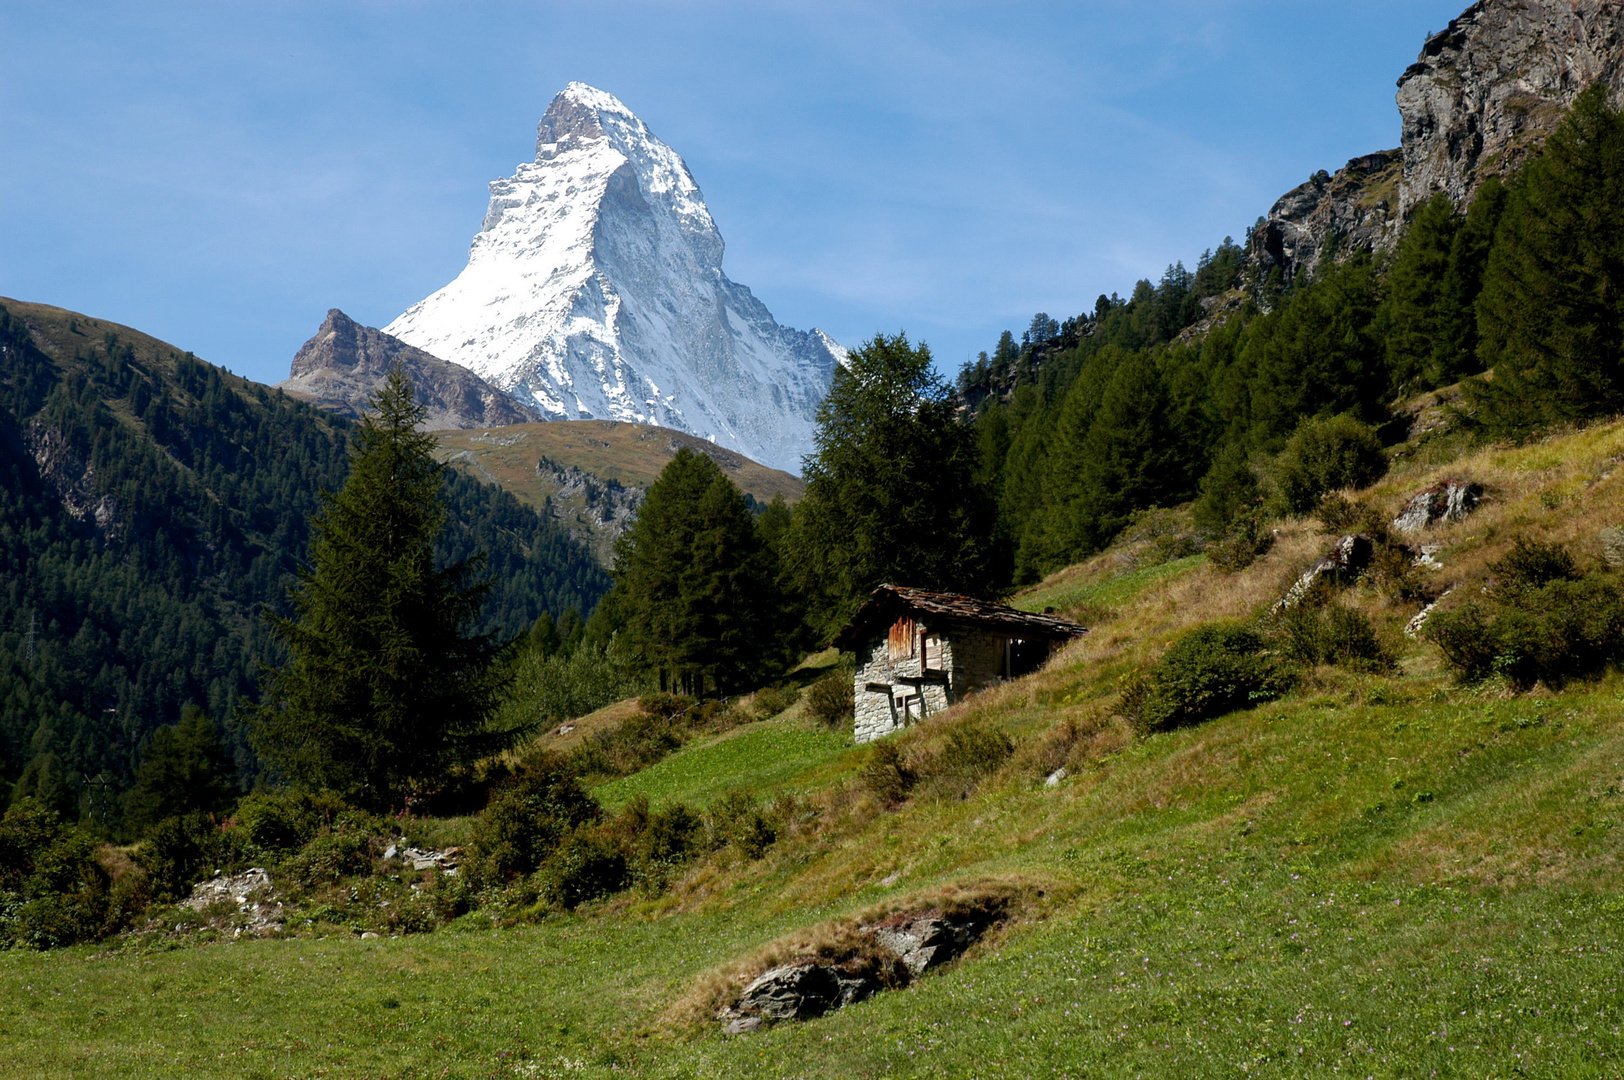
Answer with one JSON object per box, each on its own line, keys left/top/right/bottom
{"left": 434, "top": 421, "right": 805, "bottom": 564}
{"left": 10, "top": 420, "right": 1624, "bottom": 1078}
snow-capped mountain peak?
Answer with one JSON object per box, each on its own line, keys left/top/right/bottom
{"left": 384, "top": 83, "right": 841, "bottom": 474}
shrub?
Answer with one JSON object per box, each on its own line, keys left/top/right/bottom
{"left": 1491, "top": 537, "right": 1581, "bottom": 592}
{"left": 568, "top": 710, "right": 687, "bottom": 779}
{"left": 751, "top": 684, "right": 800, "bottom": 720}
{"left": 1271, "top": 414, "right": 1387, "bottom": 515}
{"left": 861, "top": 741, "right": 917, "bottom": 807}
{"left": 1278, "top": 602, "right": 1394, "bottom": 672}
{"left": 1314, "top": 493, "right": 1363, "bottom": 534}
{"left": 535, "top": 829, "right": 628, "bottom": 910}
{"left": 135, "top": 813, "right": 255, "bottom": 901}
{"left": 626, "top": 801, "right": 705, "bottom": 890}
{"left": 920, "top": 722, "right": 1014, "bottom": 800}
{"left": 704, "top": 792, "right": 777, "bottom": 859}
{"left": 1127, "top": 622, "right": 1291, "bottom": 733}
{"left": 805, "top": 660, "right": 856, "bottom": 727}
{"left": 232, "top": 790, "right": 351, "bottom": 854}
{"left": 1425, "top": 573, "right": 1624, "bottom": 689}
{"left": 1207, "top": 512, "right": 1274, "bottom": 574}
{"left": 0, "top": 800, "right": 119, "bottom": 949}
{"left": 467, "top": 757, "right": 602, "bottom": 886}
{"left": 283, "top": 829, "right": 375, "bottom": 888}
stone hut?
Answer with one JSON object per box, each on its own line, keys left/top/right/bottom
{"left": 832, "top": 585, "right": 1087, "bottom": 743}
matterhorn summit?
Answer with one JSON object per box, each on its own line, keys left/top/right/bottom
{"left": 385, "top": 83, "right": 844, "bottom": 473}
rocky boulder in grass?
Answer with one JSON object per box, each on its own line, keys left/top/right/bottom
{"left": 717, "top": 905, "right": 1001, "bottom": 1033}
{"left": 1392, "top": 480, "right": 1482, "bottom": 534}
{"left": 1274, "top": 535, "right": 1375, "bottom": 613}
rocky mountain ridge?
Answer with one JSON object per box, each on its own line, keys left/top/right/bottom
{"left": 385, "top": 83, "right": 844, "bottom": 474}
{"left": 277, "top": 309, "right": 543, "bottom": 430}
{"left": 1249, "top": 0, "right": 1624, "bottom": 283}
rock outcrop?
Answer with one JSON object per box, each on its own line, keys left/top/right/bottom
{"left": 718, "top": 906, "right": 1000, "bottom": 1033}
{"left": 1397, "top": 0, "right": 1624, "bottom": 218}
{"left": 1250, "top": 0, "right": 1624, "bottom": 284}
{"left": 1274, "top": 534, "right": 1377, "bottom": 613}
{"left": 1392, "top": 479, "right": 1484, "bottom": 534}
{"left": 278, "top": 309, "right": 544, "bottom": 431}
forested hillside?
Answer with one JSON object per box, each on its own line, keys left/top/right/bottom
{"left": 0, "top": 299, "right": 607, "bottom": 826}
{"left": 960, "top": 83, "right": 1624, "bottom": 585}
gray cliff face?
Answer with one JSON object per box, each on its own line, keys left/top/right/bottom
{"left": 278, "top": 310, "right": 544, "bottom": 431}
{"left": 1250, "top": 0, "right": 1624, "bottom": 284}
{"left": 1397, "top": 0, "right": 1624, "bottom": 216}
{"left": 1248, "top": 150, "right": 1403, "bottom": 284}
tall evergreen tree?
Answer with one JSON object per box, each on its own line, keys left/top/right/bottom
{"left": 121, "top": 706, "right": 237, "bottom": 834}
{"left": 607, "top": 449, "right": 782, "bottom": 695}
{"left": 1474, "top": 83, "right": 1624, "bottom": 434}
{"left": 1382, "top": 192, "right": 1461, "bottom": 392}
{"left": 792, "top": 333, "right": 1004, "bottom": 630}
{"left": 247, "top": 369, "right": 511, "bottom": 810}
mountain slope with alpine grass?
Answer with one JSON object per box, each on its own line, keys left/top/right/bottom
{"left": 8, "top": 413, "right": 1624, "bottom": 1078}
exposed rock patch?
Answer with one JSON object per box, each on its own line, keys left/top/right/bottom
{"left": 180, "top": 868, "right": 284, "bottom": 937}
{"left": 1274, "top": 535, "right": 1376, "bottom": 612}
{"left": 717, "top": 904, "right": 1006, "bottom": 1033}
{"left": 1398, "top": 0, "right": 1624, "bottom": 218}
{"left": 1392, "top": 480, "right": 1483, "bottom": 534}
{"left": 22, "top": 419, "right": 119, "bottom": 536}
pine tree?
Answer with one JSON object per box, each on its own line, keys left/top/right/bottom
{"left": 608, "top": 449, "right": 782, "bottom": 695}
{"left": 1474, "top": 83, "right": 1624, "bottom": 434}
{"left": 791, "top": 333, "right": 1005, "bottom": 631}
{"left": 247, "top": 368, "right": 511, "bottom": 811}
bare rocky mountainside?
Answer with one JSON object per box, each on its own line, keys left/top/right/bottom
{"left": 1250, "top": 0, "right": 1624, "bottom": 283}
{"left": 277, "top": 308, "right": 544, "bottom": 430}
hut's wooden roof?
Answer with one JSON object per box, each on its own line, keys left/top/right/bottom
{"left": 832, "top": 584, "right": 1087, "bottom": 651}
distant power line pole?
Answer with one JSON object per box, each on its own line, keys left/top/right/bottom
{"left": 25, "top": 612, "right": 36, "bottom": 664}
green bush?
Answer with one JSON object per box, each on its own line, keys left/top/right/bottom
{"left": 283, "top": 829, "right": 375, "bottom": 888}
{"left": 860, "top": 741, "right": 916, "bottom": 806}
{"left": 626, "top": 801, "right": 704, "bottom": 890}
{"left": 1206, "top": 512, "right": 1274, "bottom": 574}
{"left": 232, "top": 790, "right": 351, "bottom": 854}
{"left": 703, "top": 791, "right": 777, "bottom": 858}
{"left": 920, "top": 722, "right": 1014, "bottom": 800}
{"left": 1126, "top": 622, "right": 1291, "bottom": 733}
{"left": 1492, "top": 537, "right": 1582, "bottom": 592}
{"left": 535, "top": 829, "right": 628, "bottom": 910}
{"left": 0, "top": 800, "right": 121, "bottom": 949}
{"left": 805, "top": 660, "right": 856, "bottom": 727}
{"left": 135, "top": 813, "right": 256, "bottom": 902}
{"left": 1426, "top": 573, "right": 1624, "bottom": 689}
{"left": 751, "top": 684, "right": 801, "bottom": 719}
{"left": 1271, "top": 414, "right": 1387, "bottom": 515}
{"left": 1278, "top": 602, "right": 1394, "bottom": 672}
{"left": 467, "top": 757, "right": 602, "bottom": 886}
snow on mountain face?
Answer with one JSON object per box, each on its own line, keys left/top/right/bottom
{"left": 384, "top": 82, "right": 844, "bottom": 474}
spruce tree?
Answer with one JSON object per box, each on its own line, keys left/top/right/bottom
{"left": 248, "top": 368, "right": 510, "bottom": 810}
{"left": 608, "top": 449, "right": 781, "bottom": 695}
{"left": 1474, "top": 84, "right": 1624, "bottom": 434}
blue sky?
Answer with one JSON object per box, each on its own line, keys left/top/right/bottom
{"left": 1, "top": 1, "right": 1468, "bottom": 387}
